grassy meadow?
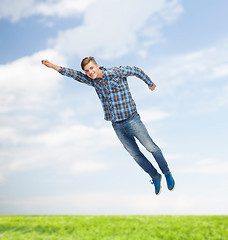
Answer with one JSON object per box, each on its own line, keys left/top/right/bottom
{"left": 0, "top": 215, "right": 227, "bottom": 240}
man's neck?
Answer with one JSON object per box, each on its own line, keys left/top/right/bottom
{"left": 97, "top": 69, "right": 104, "bottom": 79}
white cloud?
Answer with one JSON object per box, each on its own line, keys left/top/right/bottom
{"left": 1, "top": 191, "right": 227, "bottom": 215}
{"left": 170, "top": 155, "right": 228, "bottom": 174}
{"left": 0, "top": 126, "right": 19, "bottom": 144}
{"left": 0, "top": 0, "right": 96, "bottom": 22}
{"left": 166, "top": 153, "right": 199, "bottom": 161}
{"left": 1, "top": 0, "right": 183, "bottom": 59}
{"left": 0, "top": 47, "right": 112, "bottom": 180}
{"left": 176, "top": 161, "right": 228, "bottom": 174}
{"left": 0, "top": 174, "right": 5, "bottom": 183}
{"left": 53, "top": 0, "right": 183, "bottom": 59}
{"left": 27, "top": 124, "right": 116, "bottom": 148}
{"left": 150, "top": 38, "right": 228, "bottom": 93}
{"left": 140, "top": 108, "right": 170, "bottom": 123}
{"left": 0, "top": 0, "right": 34, "bottom": 22}
{"left": 217, "top": 84, "right": 228, "bottom": 106}
{"left": 0, "top": 49, "right": 66, "bottom": 113}
{"left": 143, "top": 37, "right": 228, "bottom": 115}
{"left": 0, "top": 123, "right": 116, "bottom": 179}
{"left": 35, "top": 0, "right": 96, "bottom": 18}
{"left": 69, "top": 161, "right": 108, "bottom": 175}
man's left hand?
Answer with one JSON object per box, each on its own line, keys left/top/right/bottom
{"left": 148, "top": 84, "right": 156, "bottom": 91}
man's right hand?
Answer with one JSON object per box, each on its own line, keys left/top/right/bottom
{"left": 41, "top": 60, "right": 61, "bottom": 71}
{"left": 41, "top": 60, "right": 53, "bottom": 68}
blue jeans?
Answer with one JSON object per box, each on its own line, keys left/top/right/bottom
{"left": 112, "top": 112, "right": 170, "bottom": 179}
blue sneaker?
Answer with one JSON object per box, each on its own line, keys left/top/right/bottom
{"left": 150, "top": 174, "right": 162, "bottom": 195}
{"left": 165, "top": 173, "right": 175, "bottom": 191}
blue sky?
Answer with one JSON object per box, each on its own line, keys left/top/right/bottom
{"left": 0, "top": 0, "right": 228, "bottom": 215}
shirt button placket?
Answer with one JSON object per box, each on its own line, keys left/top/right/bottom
{"left": 106, "top": 81, "right": 115, "bottom": 121}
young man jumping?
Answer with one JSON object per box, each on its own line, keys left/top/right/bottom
{"left": 41, "top": 57, "right": 175, "bottom": 195}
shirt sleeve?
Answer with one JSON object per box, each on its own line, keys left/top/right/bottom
{"left": 117, "top": 66, "right": 154, "bottom": 87}
{"left": 59, "top": 67, "right": 94, "bottom": 86}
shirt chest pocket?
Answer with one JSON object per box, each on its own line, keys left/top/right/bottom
{"left": 110, "top": 80, "right": 121, "bottom": 92}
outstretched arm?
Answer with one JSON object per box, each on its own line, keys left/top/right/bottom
{"left": 118, "top": 66, "right": 156, "bottom": 91}
{"left": 41, "top": 60, "right": 61, "bottom": 72}
{"left": 41, "top": 59, "right": 94, "bottom": 86}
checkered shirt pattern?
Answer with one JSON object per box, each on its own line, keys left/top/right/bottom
{"left": 59, "top": 66, "right": 154, "bottom": 122}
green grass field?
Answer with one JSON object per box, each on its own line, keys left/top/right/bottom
{"left": 0, "top": 215, "right": 227, "bottom": 240}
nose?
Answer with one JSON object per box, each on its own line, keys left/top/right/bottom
{"left": 88, "top": 69, "right": 93, "bottom": 75}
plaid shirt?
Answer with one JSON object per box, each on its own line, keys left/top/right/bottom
{"left": 59, "top": 66, "right": 154, "bottom": 122}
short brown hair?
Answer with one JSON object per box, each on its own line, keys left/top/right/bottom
{"left": 81, "top": 56, "right": 97, "bottom": 70}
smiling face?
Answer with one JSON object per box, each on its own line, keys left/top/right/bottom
{"left": 83, "top": 61, "right": 100, "bottom": 79}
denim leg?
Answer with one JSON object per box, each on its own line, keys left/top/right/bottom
{"left": 128, "top": 114, "right": 170, "bottom": 175}
{"left": 112, "top": 119, "right": 159, "bottom": 178}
